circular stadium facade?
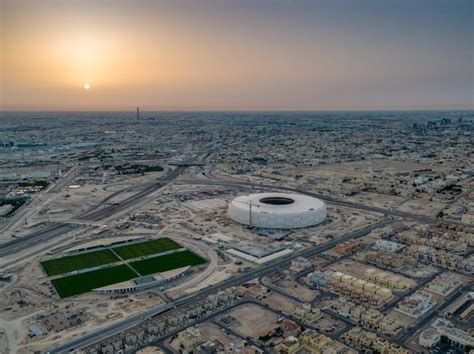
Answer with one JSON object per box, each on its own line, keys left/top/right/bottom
{"left": 228, "top": 192, "right": 327, "bottom": 229}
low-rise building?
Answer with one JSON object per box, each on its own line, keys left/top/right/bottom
{"left": 173, "top": 326, "right": 202, "bottom": 353}
{"left": 419, "top": 328, "right": 441, "bottom": 349}
{"left": 293, "top": 303, "right": 322, "bottom": 323}
{"left": 420, "top": 318, "right": 474, "bottom": 350}
{"left": 425, "top": 272, "right": 461, "bottom": 296}
{"left": 373, "top": 239, "right": 404, "bottom": 253}
{"left": 342, "top": 327, "right": 408, "bottom": 353}
{"left": 396, "top": 291, "right": 434, "bottom": 318}
{"left": 335, "top": 240, "right": 365, "bottom": 254}
{"left": 364, "top": 268, "right": 411, "bottom": 291}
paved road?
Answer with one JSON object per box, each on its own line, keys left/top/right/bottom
{"left": 0, "top": 223, "right": 82, "bottom": 257}
{"left": 215, "top": 298, "right": 347, "bottom": 343}
{"left": 211, "top": 317, "right": 265, "bottom": 351}
{"left": 184, "top": 177, "right": 467, "bottom": 226}
{"left": 259, "top": 276, "right": 354, "bottom": 338}
{"left": 152, "top": 299, "right": 254, "bottom": 353}
{"left": 396, "top": 281, "right": 474, "bottom": 344}
{"left": 0, "top": 167, "right": 183, "bottom": 257}
{"left": 49, "top": 217, "right": 393, "bottom": 353}
{"left": 47, "top": 167, "right": 79, "bottom": 194}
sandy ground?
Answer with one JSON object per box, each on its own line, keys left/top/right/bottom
{"left": 220, "top": 303, "right": 279, "bottom": 339}
{"left": 346, "top": 192, "right": 408, "bottom": 210}
{"left": 271, "top": 279, "right": 316, "bottom": 302}
{"left": 260, "top": 293, "right": 300, "bottom": 315}
{"left": 397, "top": 197, "right": 445, "bottom": 216}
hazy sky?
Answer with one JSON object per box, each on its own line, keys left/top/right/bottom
{"left": 1, "top": 0, "right": 473, "bottom": 111}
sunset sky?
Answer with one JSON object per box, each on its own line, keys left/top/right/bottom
{"left": 1, "top": 0, "right": 473, "bottom": 111}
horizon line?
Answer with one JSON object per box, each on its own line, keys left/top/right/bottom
{"left": 1, "top": 108, "right": 473, "bottom": 113}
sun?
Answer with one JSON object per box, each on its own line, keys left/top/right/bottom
{"left": 83, "top": 83, "right": 91, "bottom": 90}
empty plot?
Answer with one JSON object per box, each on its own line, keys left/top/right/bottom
{"left": 221, "top": 303, "right": 279, "bottom": 339}
{"left": 41, "top": 249, "right": 120, "bottom": 276}
{"left": 51, "top": 264, "right": 137, "bottom": 298}
{"left": 130, "top": 250, "right": 206, "bottom": 276}
{"left": 113, "top": 237, "right": 182, "bottom": 260}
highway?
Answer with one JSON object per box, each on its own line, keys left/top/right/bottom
{"left": 0, "top": 224, "right": 82, "bottom": 257}
{"left": 0, "top": 166, "right": 184, "bottom": 257}
{"left": 3, "top": 163, "right": 456, "bottom": 257}
{"left": 7, "top": 163, "right": 461, "bottom": 352}
{"left": 47, "top": 167, "right": 79, "bottom": 194}
{"left": 49, "top": 216, "right": 393, "bottom": 353}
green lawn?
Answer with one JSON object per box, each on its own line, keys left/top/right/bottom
{"left": 51, "top": 264, "right": 137, "bottom": 298}
{"left": 130, "top": 250, "right": 206, "bottom": 276}
{"left": 41, "top": 249, "right": 120, "bottom": 276}
{"left": 113, "top": 237, "right": 182, "bottom": 260}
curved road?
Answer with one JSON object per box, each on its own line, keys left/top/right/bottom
{"left": 183, "top": 176, "right": 467, "bottom": 226}
{"left": 49, "top": 216, "right": 393, "bottom": 353}
{"left": 0, "top": 166, "right": 184, "bottom": 257}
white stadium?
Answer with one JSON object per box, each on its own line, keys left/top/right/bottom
{"left": 228, "top": 192, "right": 327, "bottom": 229}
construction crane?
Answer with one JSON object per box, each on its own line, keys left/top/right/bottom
{"left": 233, "top": 200, "right": 259, "bottom": 227}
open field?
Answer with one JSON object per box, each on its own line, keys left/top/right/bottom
{"left": 113, "top": 237, "right": 182, "bottom": 260}
{"left": 260, "top": 292, "right": 300, "bottom": 315}
{"left": 220, "top": 303, "right": 279, "bottom": 339}
{"left": 273, "top": 278, "right": 316, "bottom": 302}
{"left": 41, "top": 249, "right": 120, "bottom": 276}
{"left": 51, "top": 264, "right": 137, "bottom": 298}
{"left": 130, "top": 250, "right": 206, "bottom": 276}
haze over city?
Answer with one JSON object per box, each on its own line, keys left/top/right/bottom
{"left": 0, "top": 1, "right": 473, "bottom": 354}
{"left": 2, "top": 0, "right": 473, "bottom": 111}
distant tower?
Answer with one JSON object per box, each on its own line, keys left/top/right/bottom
{"left": 136, "top": 107, "right": 140, "bottom": 119}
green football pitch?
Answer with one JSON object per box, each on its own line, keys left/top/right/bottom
{"left": 130, "top": 250, "right": 206, "bottom": 276}
{"left": 52, "top": 264, "right": 137, "bottom": 298}
{"left": 113, "top": 237, "right": 182, "bottom": 260}
{"left": 41, "top": 249, "right": 120, "bottom": 276}
{"left": 45, "top": 237, "right": 207, "bottom": 298}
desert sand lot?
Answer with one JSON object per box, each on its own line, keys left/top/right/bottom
{"left": 288, "top": 160, "right": 448, "bottom": 178}
{"left": 387, "top": 308, "right": 417, "bottom": 328}
{"left": 261, "top": 292, "right": 300, "bottom": 315}
{"left": 346, "top": 192, "right": 407, "bottom": 209}
{"left": 269, "top": 278, "right": 316, "bottom": 303}
{"left": 198, "top": 322, "right": 237, "bottom": 344}
{"left": 220, "top": 303, "right": 279, "bottom": 339}
{"left": 397, "top": 197, "right": 445, "bottom": 216}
